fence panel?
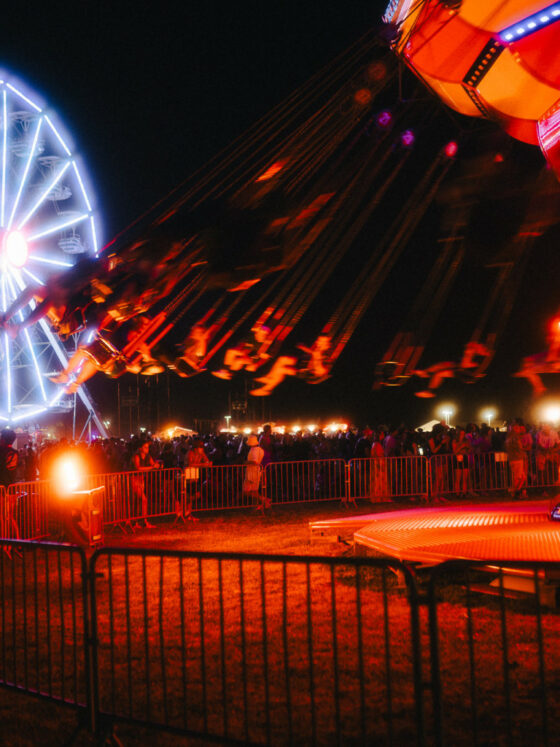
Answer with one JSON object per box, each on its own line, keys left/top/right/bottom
{"left": 0, "top": 539, "right": 90, "bottom": 717}
{"left": 430, "top": 452, "right": 510, "bottom": 498}
{"left": 528, "top": 451, "right": 560, "bottom": 491}
{"left": 349, "top": 457, "right": 429, "bottom": 502}
{"left": 83, "top": 468, "right": 181, "bottom": 527}
{"left": 426, "top": 560, "right": 560, "bottom": 747}
{"left": 194, "top": 464, "right": 247, "bottom": 511}
{"left": 265, "top": 459, "right": 346, "bottom": 504}
{"left": 90, "top": 549, "right": 425, "bottom": 746}
{"left": 4, "top": 480, "right": 52, "bottom": 540}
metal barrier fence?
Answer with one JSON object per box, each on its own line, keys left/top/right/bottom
{"left": 429, "top": 452, "right": 511, "bottom": 497}
{"left": 90, "top": 549, "right": 423, "bottom": 745}
{"left": 83, "top": 468, "right": 182, "bottom": 527}
{"left": 5, "top": 480, "right": 51, "bottom": 540}
{"left": 349, "top": 457, "right": 429, "bottom": 502}
{"left": 265, "top": 459, "right": 346, "bottom": 504}
{"left": 1, "top": 453, "right": 560, "bottom": 541}
{"left": 2, "top": 541, "right": 560, "bottom": 745}
{"left": 426, "top": 560, "right": 560, "bottom": 747}
{"left": 0, "top": 540, "right": 91, "bottom": 725}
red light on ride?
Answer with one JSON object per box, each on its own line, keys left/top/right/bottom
{"left": 366, "top": 61, "right": 387, "bottom": 82}
{"left": 354, "top": 88, "right": 373, "bottom": 106}
{"left": 444, "top": 141, "right": 458, "bottom": 158}
{"left": 494, "top": 153, "right": 504, "bottom": 163}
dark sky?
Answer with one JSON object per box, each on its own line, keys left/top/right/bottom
{"left": 3, "top": 1, "right": 557, "bottom": 431}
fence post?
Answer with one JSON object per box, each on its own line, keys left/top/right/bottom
{"left": 427, "top": 457, "right": 433, "bottom": 502}
{"left": 344, "top": 462, "right": 352, "bottom": 505}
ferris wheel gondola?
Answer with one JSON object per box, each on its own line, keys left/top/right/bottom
{"left": 0, "top": 72, "right": 105, "bottom": 432}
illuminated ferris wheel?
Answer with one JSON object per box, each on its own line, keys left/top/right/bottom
{"left": 0, "top": 72, "right": 106, "bottom": 433}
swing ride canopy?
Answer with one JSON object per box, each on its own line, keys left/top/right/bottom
{"left": 384, "top": 0, "right": 560, "bottom": 175}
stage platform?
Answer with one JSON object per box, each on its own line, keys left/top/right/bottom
{"left": 310, "top": 500, "right": 560, "bottom": 565}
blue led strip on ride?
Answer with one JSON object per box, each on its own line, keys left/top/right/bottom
{"left": 499, "top": 2, "right": 560, "bottom": 42}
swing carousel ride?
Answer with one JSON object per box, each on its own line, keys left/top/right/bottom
{"left": 3, "top": 0, "right": 560, "bottom": 428}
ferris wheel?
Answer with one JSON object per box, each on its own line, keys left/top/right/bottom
{"left": 0, "top": 72, "right": 106, "bottom": 434}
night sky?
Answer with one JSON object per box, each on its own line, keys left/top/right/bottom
{"left": 4, "top": 1, "right": 559, "bottom": 432}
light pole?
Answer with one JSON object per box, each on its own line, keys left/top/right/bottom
{"left": 225, "top": 415, "right": 231, "bottom": 430}
{"left": 441, "top": 409, "right": 452, "bottom": 426}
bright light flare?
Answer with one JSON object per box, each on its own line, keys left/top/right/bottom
{"left": 541, "top": 403, "right": 560, "bottom": 425}
{"left": 51, "top": 453, "right": 85, "bottom": 496}
{"left": 328, "top": 422, "right": 348, "bottom": 432}
{"left": 437, "top": 404, "right": 455, "bottom": 425}
{"left": 5, "top": 231, "right": 28, "bottom": 267}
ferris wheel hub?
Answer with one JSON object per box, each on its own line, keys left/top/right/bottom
{"left": 3, "top": 230, "right": 29, "bottom": 268}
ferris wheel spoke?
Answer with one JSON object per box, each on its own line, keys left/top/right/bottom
{"left": 3, "top": 332, "right": 12, "bottom": 414}
{"left": 1, "top": 89, "right": 7, "bottom": 228}
{"left": 22, "top": 267, "right": 45, "bottom": 286}
{"left": 1, "top": 277, "right": 12, "bottom": 414}
{"left": 7, "top": 115, "right": 44, "bottom": 231}
{"left": 5, "top": 272, "right": 20, "bottom": 313}
{"left": 7, "top": 270, "right": 29, "bottom": 320}
{"left": 22, "top": 328, "right": 48, "bottom": 402}
{"left": 44, "top": 114, "right": 71, "bottom": 156}
{"left": 17, "top": 158, "right": 71, "bottom": 230}
{"left": 71, "top": 162, "right": 92, "bottom": 211}
{"left": 27, "top": 212, "right": 89, "bottom": 242}
{"left": 29, "top": 255, "right": 73, "bottom": 268}
{"left": 6, "top": 83, "right": 42, "bottom": 113}
{"left": 90, "top": 216, "right": 99, "bottom": 255}
{"left": 5, "top": 271, "right": 47, "bottom": 401}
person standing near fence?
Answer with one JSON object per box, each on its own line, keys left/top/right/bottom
{"left": 429, "top": 424, "right": 451, "bottom": 501}
{"left": 0, "top": 429, "right": 18, "bottom": 487}
{"left": 181, "top": 439, "right": 212, "bottom": 521}
{"left": 243, "top": 435, "right": 269, "bottom": 511}
{"left": 535, "top": 422, "right": 560, "bottom": 491}
{"left": 0, "top": 429, "right": 20, "bottom": 540}
{"left": 370, "top": 428, "right": 388, "bottom": 502}
{"left": 505, "top": 420, "right": 528, "bottom": 498}
{"left": 452, "top": 427, "right": 470, "bottom": 497}
{"left": 131, "top": 440, "right": 159, "bottom": 528}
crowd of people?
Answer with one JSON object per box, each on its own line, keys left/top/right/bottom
{"left": 2, "top": 418, "right": 558, "bottom": 493}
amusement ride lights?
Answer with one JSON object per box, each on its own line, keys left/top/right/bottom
{"left": 0, "top": 72, "right": 105, "bottom": 433}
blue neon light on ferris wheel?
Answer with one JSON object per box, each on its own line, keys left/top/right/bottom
{"left": 0, "top": 70, "right": 102, "bottom": 425}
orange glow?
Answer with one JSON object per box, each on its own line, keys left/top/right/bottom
{"left": 366, "top": 61, "right": 387, "bottom": 82}
{"left": 256, "top": 160, "right": 287, "bottom": 182}
{"left": 291, "top": 193, "right": 334, "bottom": 227}
{"left": 51, "top": 453, "right": 86, "bottom": 497}
{"left": 354, "top": 88, "right": 373, "bottom": 106}
{"left": 227, "top": 278, "right": 261, "bottom": 292}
